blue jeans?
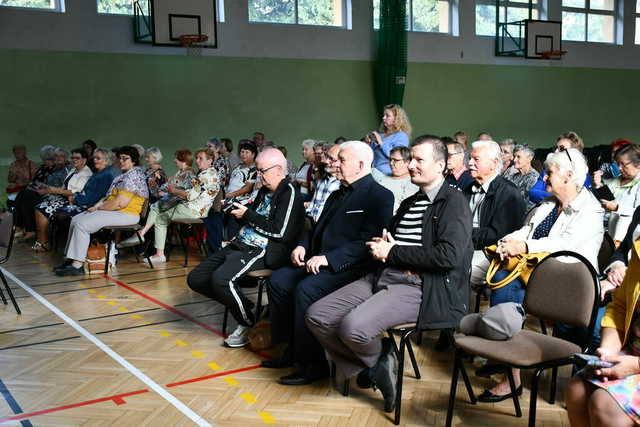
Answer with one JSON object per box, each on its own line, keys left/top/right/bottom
{"left": 489, "top": 269, "right": 525, "bottom": 307}
{"left": 553, "top": 305, "right": 606, "bottom": 350}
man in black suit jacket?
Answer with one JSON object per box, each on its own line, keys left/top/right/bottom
{"left": 463, "top": 140, "right": 525, "bottom": 300}
{"left": 265, "top": 141, "right": 394, "bottom": 385}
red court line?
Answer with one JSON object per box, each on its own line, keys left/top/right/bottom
{"left": 103, "top": 274, "right": 272, "bottom": 359}
{"left": 0, "top": 365, "right": 261, "bottom": 423}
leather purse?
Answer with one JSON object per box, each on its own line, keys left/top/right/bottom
{"left": 484, "top": 245, "right": 549, "bottom": 290}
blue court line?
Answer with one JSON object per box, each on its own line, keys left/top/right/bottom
{"left": 0, "top": 379, "right": 33, "bottom": 427}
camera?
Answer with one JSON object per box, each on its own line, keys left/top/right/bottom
{"left": 222, "top": 197, "right": 239, "bottom": 213}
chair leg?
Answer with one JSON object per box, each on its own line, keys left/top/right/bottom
{"left": 222, "top": 307, "right": 229, "bottom": 335}
{"left": 181, "top": 225, "right": 189, "bottom": 267}
{"left": 0, "top": 270, "right": 21, "bottom": 314}
{"left": 394, "top": 332, "right": 407, "bottom": 425}
{"left": 405, "top": 331, "right": 421, "bottom": 379}
{"left": 0, "top": 282, "right": 7, "bottom": 305}
{"left": 104, "top": 234, "right": 112, "bottom": 275}
{"left": 458, "top": 353, "right": 476, "bottom": 404}
{"left": 529, "top": 368, "right": 544, "bottom": 427}
{"left": 445, "top": 350, "right": 462, "bottom": 427}
{"left": 539, "top": 319, "right": 548, "bottom": 335}
{"left": 255, "top": 278, "right": 265, "bottom": 321}
{"left": 474, "top": 288, "right": 482, "bottom": 313}
{"left": 416, "top": 331, "right": 422, "bottom": 346}
{"left": 506, "top": 368, "right": 522, "bottom": 418}
{"left": 549, "top": 366, "right": 558, "bottom": 404}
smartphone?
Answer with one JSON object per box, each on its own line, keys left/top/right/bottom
{"left": 575, "top": 353, "right": 615, "bottom": 368}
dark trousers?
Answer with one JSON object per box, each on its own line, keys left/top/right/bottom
{"left": 15, "top": 188, "right": 42, "bottom": 232}
{"left": 186, "top": 241, "right": 266, "bottom": 327}
{"left": 267, "top": 265, "right": 364, "bottom": 365}
{"left": 224, "top": 214, "right": 241, "bottom": 241}
{"left": 203, "top": 211, "right": 223, "bottom": 253}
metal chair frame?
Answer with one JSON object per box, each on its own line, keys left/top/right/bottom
{"left": 445, "top": 251, "right": 601, "bottom": 427}
{"left": 102, "top": 200, "right": 153, "bottom": 274}
{"left": 0, "top": 211, "right": 20, "bottom": 314}
{"left": 221, "top": 272, "right": 269, "bottom": 335}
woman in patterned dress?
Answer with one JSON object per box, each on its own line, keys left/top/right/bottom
{"left": 119, "top": 148, "right": 220, "bottom": 264}
{"left": 143, "top": 147, "right": 168, "bottom": 203}
{"left": 566, "top": 237, "right": 640, "bottom": 426}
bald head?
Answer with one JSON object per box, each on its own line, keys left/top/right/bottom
{"left": 255, "top": 148, "right": 288, "bottom": 191}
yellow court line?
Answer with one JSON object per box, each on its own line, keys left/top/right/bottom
{"left": 107, "top": 301, "right": 117, "bottom": 306}
{"left": 191, "top": 350, "right": 204, "bottom": 358}
{"left": 158, "top": 331, "right": 172, "bottom": 337}
{"left": 97, "top": 295, "right": 107, "bottom": 299}
{"left": 130, "top": 314, "right": 143, "bottom": 320}
{"left": 117, "top": 307, "right": 129, "bottom": 312}
{"left": 207, "top": 362, "right": 221, "bottom": 371}
{"left": 174, "top": 340, "right": 188, "bottom": 347}
{"left": 88, "top": 290, "right": 97, "bottom": 294}
{"left": 224, "top": 377, "right": 239, "bottom": 386}
{"left": 258, "top": 412, "right": 276, "bottom": 424}
{"left": 240, "top": 393, "right": 257, "bottom": 404}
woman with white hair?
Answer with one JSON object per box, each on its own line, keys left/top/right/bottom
{"left": 476, "top": 147, "right": 604, "bottom": 403}
{"left": 144, "top": 147, "right": 167, "bottom": 203}
{"left": 503, "top": 144, "right": 539, "bottom": 210}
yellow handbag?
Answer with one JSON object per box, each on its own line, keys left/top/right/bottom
{"left": 483, "top": 245, "right": 550, "bottom": 290}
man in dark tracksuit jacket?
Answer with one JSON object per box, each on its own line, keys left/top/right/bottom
{"left": 187, "top": 149, "right": 304, "bottom": 348}
{"left": 306, "top": 136, "right": 473, "bottom": 411}
{"left": 265, "top": 141, "right": 394, "bottom": 386}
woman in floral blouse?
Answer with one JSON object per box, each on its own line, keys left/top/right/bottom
{"left": 120, "top": 148, "right": 220, "bottom": 264}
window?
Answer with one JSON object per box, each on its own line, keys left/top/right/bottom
{"left": 373, "top": 0, "right": 452, "bottom": 34}
{"left": 97, "top": 0, "right": 224, "bottom": 22}
{"left": 635, "top": 0, "right": 640, "bottom": 44}
{"left": 476, "top": 0, "right": 539, "bottom": 36}
{"left": 562, "top": 0, "right": 618, "bottom": 43}
{"left": 249, "top": 0, "right": 348, "bottom": 27}
{"left": 0, "top": 0, "right": 64, "bottom": 11}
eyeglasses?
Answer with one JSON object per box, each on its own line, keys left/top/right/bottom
{"left": 617, "top": 160, "right": 633, "bottom": 168}
{"left": 557, "top": 146, "right": 573, "bottom": 165}
{"left": 389, "top": 158, "right": 406, "bottom": 164}
{"left": 119, "top": 156, "right": 131, "bottom": 161}
{"left": 257, "top": 164, "right": 278, "bottom": 174}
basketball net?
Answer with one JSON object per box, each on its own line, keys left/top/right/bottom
{"left": 179, "top": 34, "right": 209, "bottom": 57}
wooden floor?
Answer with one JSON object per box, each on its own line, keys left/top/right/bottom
{"left": 0, "top": 243, "right": 571, "bottom": 426}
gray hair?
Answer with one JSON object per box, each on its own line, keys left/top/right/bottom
{"left": 40, "top": 145, "right": 57, "bottom": 161}
{"left": 131, "top": 144, "right": 145, "bottom": 159}
{"left": 145, "top": 147, "right": 163, "bottom": 163}
{"left": 302, "top": 139, "right": 316, "bottom": 150}
{"left": 544, "top": 148, "right": 588, "bottom": 190}
{"left": 54, "top": 147, "right": 69, "bottom": 159}
{"left": 471, "top": 140, "right": 503, "bottom": 172}
{"left": 94, "top": 148, "right": 113, "bottom": 166}
{"left": 340, "top": 141, "right": 373, "bottom": 172}
{"left": 314, "top": 140, "right": 331, "bottom": 151}
{"left": 498, "top": 138, "right": 516, "bottom": 150}
{"left": 207, "top": 138, "right": 223, "bottom": 150}
{"left": 514, "top": 144, "right": 535, "bottom": 159}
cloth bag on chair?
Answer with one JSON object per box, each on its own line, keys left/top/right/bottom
{"left": 483, "top": 245, "right": 549, "bottom": 290}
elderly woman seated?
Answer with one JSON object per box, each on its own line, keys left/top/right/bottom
{"left": 593, "top": 144, "right": 640, "bottom": 246}
{"left": 33, "top": 148, "right": 116, "bottom": 252}
{"left": 502, "top": 144, "right": 539, "bottom": 210}
{"left": 144, "top": 147, "right": 167, "bottom": 203}
{"left": 566, "top": 240, "right": 640, "bottom": 427}
{"left": 15, "top": 146, "right": 71, "bottom": 240}
{"left": 371, "top": 146, "right": 418, "bottom": 213}
{"left": 54, "top": 146, "right": 149, "bottom": 277}
{"left": 6, "top": 144, "right": 38, "bottom": 198}
{"left": 476, "top": 148, "right": 604, "bottom": 402}
{"left": 31, "top": 148, "right": 93, "bottom": 252}
{"left": 119, "top": 148, "right": 220, "bottom": 264}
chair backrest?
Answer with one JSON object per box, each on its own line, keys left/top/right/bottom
{"left": 0, "top": 211, "right": 16, "bottom": 263}
{"left": 597, "top": 232, "right": 616, "bottom": 275}
{"left": 139, "top": 199, "right": 150, "bottom": 223}
{"left": 524, "top": 251, "right": 599, "bottom": 331}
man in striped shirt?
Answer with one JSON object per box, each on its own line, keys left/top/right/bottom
{"left": 307, "top": 136, "right": 473, "bottom": 412}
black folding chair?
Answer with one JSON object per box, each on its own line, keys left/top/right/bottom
{"left": 102, "top": 200, "right": 153, "bottom": 273}
{"left": 0, "top": 211, "right": 21, "bottom": 314}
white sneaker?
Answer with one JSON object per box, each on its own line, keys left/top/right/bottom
{"left": 148, "top": 254, "right": 166, "bottom": 264}
{"left": 118, "top": 234, "right": 144, "bottom": 249}
{"left": 109, "top": 243, "right": 118, "bottom": 267}
{"left": 224, "top": 324, "right": 250, "bottom": 348}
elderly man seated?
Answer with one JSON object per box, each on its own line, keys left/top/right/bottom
{"left": 264, "top": 141, "right": 394, "bottom": 385}
{"left": 306, "top": 135, "right": 473, "bottom": 412}
{"left": 187, "top": 148, "right": 305, "bottom": 348}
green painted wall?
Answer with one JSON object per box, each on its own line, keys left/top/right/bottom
{"left": 1, "top": 48, "right": 639, "bottom": 202}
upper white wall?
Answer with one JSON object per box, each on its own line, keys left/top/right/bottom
{"left": 1, "top": 0, "right": 640, "bottom": 69}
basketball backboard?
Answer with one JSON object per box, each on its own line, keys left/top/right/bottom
{"left": 525, "top": 20, "right": 562, "bottom": 59}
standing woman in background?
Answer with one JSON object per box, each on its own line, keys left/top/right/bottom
{"left": 368, "top": 104, "right": 411, "bottom": 175}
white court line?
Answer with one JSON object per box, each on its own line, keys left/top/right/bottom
{"left": 1, "top": 267, "right": 213, "bottom": 427}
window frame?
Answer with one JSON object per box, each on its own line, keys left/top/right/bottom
{"left": 373, "top": 0, "right": 455, "bottom": 35}
{"left": 561, "top": 0, "right": 620, "bottom": 44}
{"left": 248, "top": 0, "right": 351, "bottom": 29}
{"left": 97, "top": 0, "right": 225, "bottom": 22}
{"left": 475, "top": 0, "right": 543, "bottom": 37}
{"left": 0, "top": 0, "right": 65, "bottom": 12}
{"left": 634, "top": 0, "right": 640, "bottom": 44}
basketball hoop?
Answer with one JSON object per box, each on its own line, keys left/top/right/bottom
{"left": 179, "top": 34, "right": 209, "bottom": 57}
{"left": 540, "top": 50, "right": 567, "bottom": 60}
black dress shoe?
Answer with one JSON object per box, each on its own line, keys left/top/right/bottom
{"left": 434, "top": 329, "right": 454, "bottom": 352}
{"left": 261, "top": 347, "right": 294, "bottom": 369}
{"left": 53, "top": 259, "right": 73, "bottom": 272}
{"left": 477, "top": 385, "right": 523, "bottom": 403}
{"left": 372, "top": 338, "right": 398, "bottom": 413}
{"left": 475, "top": 363, "right": 507, "bottom": 378}
{"left": 278, "top": 364, "right": 329, "bottom": 386}
{"left": 55, "top": 265, "right": 84, "bottom": 277}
